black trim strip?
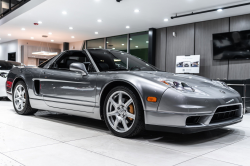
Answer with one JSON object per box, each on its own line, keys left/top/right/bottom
{"left": 43, "top": 95, "right": 96, "bottom": 103}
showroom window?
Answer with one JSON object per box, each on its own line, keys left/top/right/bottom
{"left": 86, "top": 38, "right": 104, "bottom": 49}
{"left": 106, "top": 35, "right": 127, "bottom": 52}
{"left": 129, "top": 31, "right": 149, "bottom": 62}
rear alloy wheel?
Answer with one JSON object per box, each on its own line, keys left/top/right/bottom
{"left": 104, "top": 86, "right": 144, "bottom": 137}
{"left": 13, "top": 81, "right": 37, "bottom": 115}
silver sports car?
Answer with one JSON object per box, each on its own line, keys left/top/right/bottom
{"left": 6, "top": 49, "right": 243, "bottom": 137}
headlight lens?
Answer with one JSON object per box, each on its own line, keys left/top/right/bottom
{"left": 159, "top": 79, "right": 195, "bottom": 92}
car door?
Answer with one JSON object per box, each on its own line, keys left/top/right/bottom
{"left": 40, "top": 51, "right": 97, "bottom": 112}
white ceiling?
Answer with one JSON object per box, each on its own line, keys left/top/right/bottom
{"left": 1, "top": 0, "right": 250, "bottom": 44}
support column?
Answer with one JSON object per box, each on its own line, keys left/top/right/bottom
{"left": 63, "top": 42, "right": 69, "bottom": 51}
{"left": 148, "top": 28, "right": 156, "bottom": 66}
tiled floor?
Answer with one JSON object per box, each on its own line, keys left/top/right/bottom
{"left": 0, "top": 101, "right": 249, "bottom": 166}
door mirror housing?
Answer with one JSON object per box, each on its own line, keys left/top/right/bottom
{"left": 69, "top": 63, "right": 88, "bottom": 76}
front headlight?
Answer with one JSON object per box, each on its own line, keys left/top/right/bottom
{"left": 158, "top": 79, "right": 195, "bottom": 92}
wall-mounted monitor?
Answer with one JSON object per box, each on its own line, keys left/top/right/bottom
{"left": 176, "top": 55, "right": 200, "bottom": 74}
{"left": 8, "top": 52, "right": 16, "bottom": 61}
{"left": 213, "top": 30, "right": 250, "bottom": 60}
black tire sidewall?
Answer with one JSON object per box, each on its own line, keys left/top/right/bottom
{"left": 13, "top": 81, "right": 30, "bottom": 115}
{"left": 103, "top": 86, "right": 143, "bottom": 137}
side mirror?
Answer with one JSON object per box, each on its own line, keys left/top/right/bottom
{"left": 70, "top": 63, "right": 88, "bottom": 76}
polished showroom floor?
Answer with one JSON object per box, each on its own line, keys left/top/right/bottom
{"left": 0, "top": 101, "right": 249, "bottom": 166}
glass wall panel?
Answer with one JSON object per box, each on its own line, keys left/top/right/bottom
{"left": 1, "top": 0, "right": 10, "bottom": 15}
{"left": 106, "top": 35, "right": 127, "bottom": 52}
{"left": 129, "top": 32, "right": 149, "bottom": 62}
{"left": 87, "top": 38, "right": 104, "bottom": 49}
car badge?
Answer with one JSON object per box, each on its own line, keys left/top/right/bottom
{"left": 226, "top": 99, "right": 235, "bottom": 104}
{"left": 219, "top": 90, "right": 226, "bottom": 94}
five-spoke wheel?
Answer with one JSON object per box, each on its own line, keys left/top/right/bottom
{"left": 14, "top": 84, "right": 26, "bottom": 111}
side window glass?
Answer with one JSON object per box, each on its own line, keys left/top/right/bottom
{"left": 50, "top": 52, "right": 95, "bottom": 72}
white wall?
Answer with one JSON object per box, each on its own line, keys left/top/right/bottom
{"left": 0, "top": 40, "right": 19, "bottom": 62}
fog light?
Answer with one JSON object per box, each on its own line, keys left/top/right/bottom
{"left": 147, "top": 97, "right": 157, "bottom": 102}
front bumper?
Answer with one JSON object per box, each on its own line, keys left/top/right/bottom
{"left": 144, "top": 87, "right": 243, "bottom": 134}
{"left": 145, "top": 116, "right": 242, "bottom": 134}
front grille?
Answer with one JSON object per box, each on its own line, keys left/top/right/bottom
{"left": 210, "top": 105, "right": 241, "bottom": 124}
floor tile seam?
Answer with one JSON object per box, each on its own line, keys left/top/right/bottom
{"left": 63, "top": 134, "right": 108, "bottom": 143}
{"left": 0, "top": 151, "right": 26, "bottom": 166}
{"left": 0, "top": 121, "right": 63, "bottom": 143}
{"left": 2, "top": 142, "right": 62, "bottom": 154}
{"left": 62, "top": 142, "right": 136, "bottom": 166}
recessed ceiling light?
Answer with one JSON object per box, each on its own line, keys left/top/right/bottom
{"left": 134, "top": 9, "right": 139, "bottom": 13}
{"left": 21, "top": 28, "right": 25, "bottom": 31}
{"left": 48, "top": 32, "right": 52, "bottom": 35}
{"left": 130, "top": 38, "right": 132, "bottom": 40}
{"left": 99, "top": 46, "right": 102, "bottom": 48}
{"left": 146, "top": 41, "right": 149, "bottom": 43}
{"left": 106, "top": 42, "right": 109, "bottom": 43}
{"left": 38, "top": 21, "right": 42, "bottom": 24}
{"left": 164, "top": 18, "right": 169, "bottom": 22}
{"left": 71, "top": 36, "right": 75, "bottom": 38}
{"left": 112, "top": 48, "right": 115, "bottom": 49}
{"left": 62, "top": 11, "right": 67, "bottom": 15}
{"left": 126, "top": 26, "right": 130, "bottom": 29}
{"left": 8, "top": 34, "right": 11, "bottom": 36}
{"left": 97, "top": 19, "right": 102, "bottom": 22}
{"left": 135, "top": 46, "right": 138, "bottom": 48}
{"left": 95, "top": 32, "right": 98, "bottom": 34}
{"left": 69, "top": 27, "right": 73, "bottom": 30}
{"left": 122, "top": 44, "right": 124, "bottom": 45}
{"left": 51, "top": 40, "right": 54, "bottom": 42}
{"left": 217, "top": 9, "right": 223, "bottom": 12}
{"left": 31, "top": 37, "right": 34, "bottom": 39}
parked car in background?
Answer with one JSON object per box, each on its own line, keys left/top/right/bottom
{"left": 6, "top": 49, "right": 243, "bottom": 138}
{"left": 0, "top": 60, "right": 23, "bottom": 100}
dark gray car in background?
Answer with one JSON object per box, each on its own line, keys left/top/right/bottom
{"left": 6, "top": 49, "right": 243, "bottom": 137}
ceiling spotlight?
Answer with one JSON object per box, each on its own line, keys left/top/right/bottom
{"left": 21, "top": 28, "right": 25, "bottom": 31}
{"left": 71, "top": 36, "right": 75, "bottom": 38}
{"left": 38, "top": 21, "right": 42, "bottom": 24}
{"left": 99, "top": 46, "right": 102, "bottom": 48}
{"left": 146, "top": 41, "right": 149, "bottom": 43}
{"left": 48, "top": 32, "right": 52, "bottom": 35}
{"left": 62, "top": 11, "right": 67, "bottom": 15}
{"left": 126, "top": 26, "right": 130, "bottom": 29}
{"left": 8, "top": 34, "right": 11, "bottom": 36}
{"left": 106, "top": 42, "right": 109, "bottom": 43}
{"left": 97, "top": 19, "right": 102, "bottom": 22}
{"left": 217, "top": 9, "right": 223, "bottom": 12}
{"left": 31, "top": 37, "right": 34, "bottom": 39}
{"left": 95, "top": 32, "right": 98, "bottom": 34}
{"left": 112, "top": 48, "right": 115, "bottom": 49}
{"left": 69, "top": 27, "right": 73, "bottom": 30}
{"left": 134, "top": 9, "right": 139, "bottom": 13}
{"left": 51, "top": 40, "right": 54, "bottom": 42}
{"left": 135, "top": 46, "right": 138, "bottom": 48}
{"left": 122, "top": 44, "right": 124, "bottom": 45}
{"left": 130, "top": 38, "right": 132, "bottom": 40}
{"left": 164, "top": 18, "right": 169, "bottom": 22}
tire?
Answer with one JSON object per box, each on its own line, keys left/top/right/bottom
{"left": 12, "top": 81, "right": 37, "bottom": 115}
{"left": 103, "top": 86, "right": 144, "bottom": 138}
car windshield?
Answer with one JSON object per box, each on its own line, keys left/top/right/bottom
{"left": 87, "top": 49, "right": 161, "bottom": 72}
{"left": 0, "top": 61, "right": 22, "bottom": 70}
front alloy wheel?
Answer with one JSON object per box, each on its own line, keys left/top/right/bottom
{"left": 104, "top": 86, "right": 144, "bottom": 137}
{"left": 14, "top": 84, "right": 26, "bottom": 111}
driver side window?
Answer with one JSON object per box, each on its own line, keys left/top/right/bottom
{"left": 50, "top": 51, "right": 96, "bottom": 72}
